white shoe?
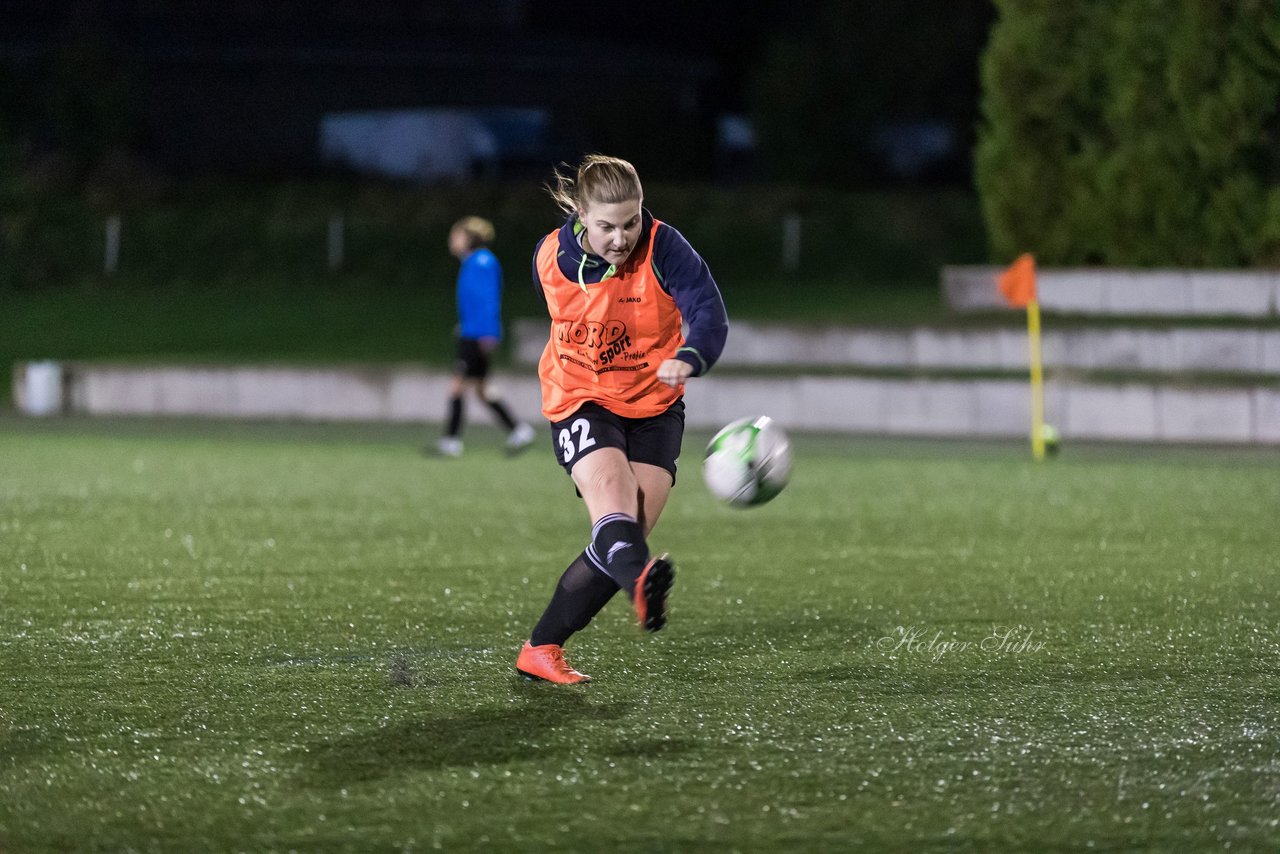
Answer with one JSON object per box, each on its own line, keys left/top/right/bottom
{"left": 437, "top": 437, "right": 463, "bottom": 458}
{"left": 506, "top": 423, "right": 536, "bottom": 455}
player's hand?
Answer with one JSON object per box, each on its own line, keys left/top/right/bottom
{"left": 477, "top": 337, "right": 499, "bottom": 355}
{"left": 657, "top": 358, "right": 694, "bottom": 388}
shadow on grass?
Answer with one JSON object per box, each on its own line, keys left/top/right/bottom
{"left": 301, "top": 691, "right": 633, "bottom": 785}
{"left": 600, "top": 735, "right": 700, "bottom": 760}
{"left": 0, "top": 726, "right": 58, "bottom": 772}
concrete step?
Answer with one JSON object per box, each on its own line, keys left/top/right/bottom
{"left": 512, "top": 318, "right": 1280, "bottom": 375}
{"left": 13, "top": 361, "right": 1280, "bottom": 445}
{"left": 943, "top": 265, "right": 1280, "bottom": 317}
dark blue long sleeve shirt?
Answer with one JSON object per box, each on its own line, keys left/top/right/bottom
{"left": 532, "top": 210, "right": 729, "bottom": 376}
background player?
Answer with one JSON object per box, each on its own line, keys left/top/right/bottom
{"left": 437, "top": 216, "right": 535, "bottom": 457}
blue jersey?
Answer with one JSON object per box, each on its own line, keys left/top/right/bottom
{"left": 456, "top": 247, "right": 503, "bottom": 340}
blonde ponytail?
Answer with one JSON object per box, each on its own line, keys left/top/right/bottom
{"left": 546, "top": 154, "right": 643, "bottom": 215}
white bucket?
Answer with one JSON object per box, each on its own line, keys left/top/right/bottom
{"left": 21, "top": 361, "right": 63, "bottom": 416}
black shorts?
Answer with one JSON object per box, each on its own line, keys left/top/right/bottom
{"left": 549, "top": 399, "right": 686, "bottom": 481}
{"left": 455, "top": 338, "right": 491, "bottom": 379}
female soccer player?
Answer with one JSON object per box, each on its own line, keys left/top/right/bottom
{"left": 437, "top": 216, "right": 535, "bottom": 458}
{"left": 516, "top": 155, "right": 728, "bottom": 683}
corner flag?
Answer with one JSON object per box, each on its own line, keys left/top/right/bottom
{"left": 996, "top": 254, "right": 1047, "bottom": 460}
{"left": 997, "top": 252, "right": 1037, "bottom": 307}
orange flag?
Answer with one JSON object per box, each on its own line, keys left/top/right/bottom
{"left": 997, "top": 253, "right": 1037, "bottom": 308}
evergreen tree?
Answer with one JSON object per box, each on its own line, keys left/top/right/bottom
{"left": 976, "top": 0, "right": 1280, "bottom": 266}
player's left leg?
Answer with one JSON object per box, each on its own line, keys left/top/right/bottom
{"left": 473, "top": 376, "right": 514, "bottom": 429}
{"left": 629, "top": 462, "right": 676, "bottom": 632}
{"left": 632, "top": 462, "right": 674, "bottom": 536}
{"left": 570, "top": 450, "right": 675, "bottom": 633}
{"left": 623, "top": 401, "right": 684, "bottom": 631}
{"left": 571, "top": 448, "right": 651, "bottom": 589}
{"left": 473, "top": 377, "right": 535, "bottom": 454}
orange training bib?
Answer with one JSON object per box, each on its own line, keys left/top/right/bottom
{"left": 536, "top": 221, "right": 685, "bottom": 420}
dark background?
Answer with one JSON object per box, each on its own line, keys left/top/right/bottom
{"left": 0, "top": 0, "right": 995, "bottom": 187}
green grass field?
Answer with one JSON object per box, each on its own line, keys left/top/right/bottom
{"left": 2, "top": 418, "right": 1278, "bottom": 851}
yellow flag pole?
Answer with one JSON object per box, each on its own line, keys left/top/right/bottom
{"left": 1027, "top": 299, "right": 1045, "bottom": 461}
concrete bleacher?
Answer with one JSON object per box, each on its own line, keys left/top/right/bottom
{"left": 13, "top": 361, "right": 1280, "bottom": 443}
{"left": 943, "top": 266, "right": 1280, "bottom": 317}
{"left": 13, "top": 268, "right": 1280, "bottom": 444}
{"left": 515, "top": 319, "right": 1280, "bottom": 375}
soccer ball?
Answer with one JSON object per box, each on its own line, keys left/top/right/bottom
{"left": 1040, "top": 423, "right": 1061, "bottom": 457}
{"left": 703, "top": 416, "right": 792, "bottom": 507}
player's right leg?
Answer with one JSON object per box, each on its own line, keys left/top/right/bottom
{"left": 516, "top": 639, "right": 594, "bottom": 684}
{"left": 518, "top": 549, "right": 618, "bottom": 684}
{"left": 437, "top": 374, "right": 467, "bottom": 457}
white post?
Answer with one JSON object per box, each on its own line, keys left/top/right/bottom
{"left": 20, "top": 361, "right": 63, "bottom": 416}
{"left": 328, "top": 212, "right": 345, "bottom": 272}
{"left": 105, "top": 214, "right": 121, "bottom": 275}
{"left": 782, "top": 211, "right": 801, "bottom": 272}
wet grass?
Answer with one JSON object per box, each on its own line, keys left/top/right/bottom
{"left": 1, "top": 419, "right": 1278, "bottom": 851}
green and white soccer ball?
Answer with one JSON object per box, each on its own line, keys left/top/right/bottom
{"left": 703, "top": 416, "right": 792, "bottom": 507}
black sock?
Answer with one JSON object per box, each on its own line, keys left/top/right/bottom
{"left": 446, "top": 396, "right": 464, "bottom": 437}
{"left": 587, "top": 513, "right": 649, "bottom": 594}
{"left": 529, "top": 550, "right": 619, "bottom": 647}
{"left": 485, "top": 398, "right": 518, "bottom": 431}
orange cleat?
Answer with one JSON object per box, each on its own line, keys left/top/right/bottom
{"left": 633, "top": 553, "right": 675, "bottom": 633}
{"left": 515, "top": 641, "right": 592, "bottom": 684}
